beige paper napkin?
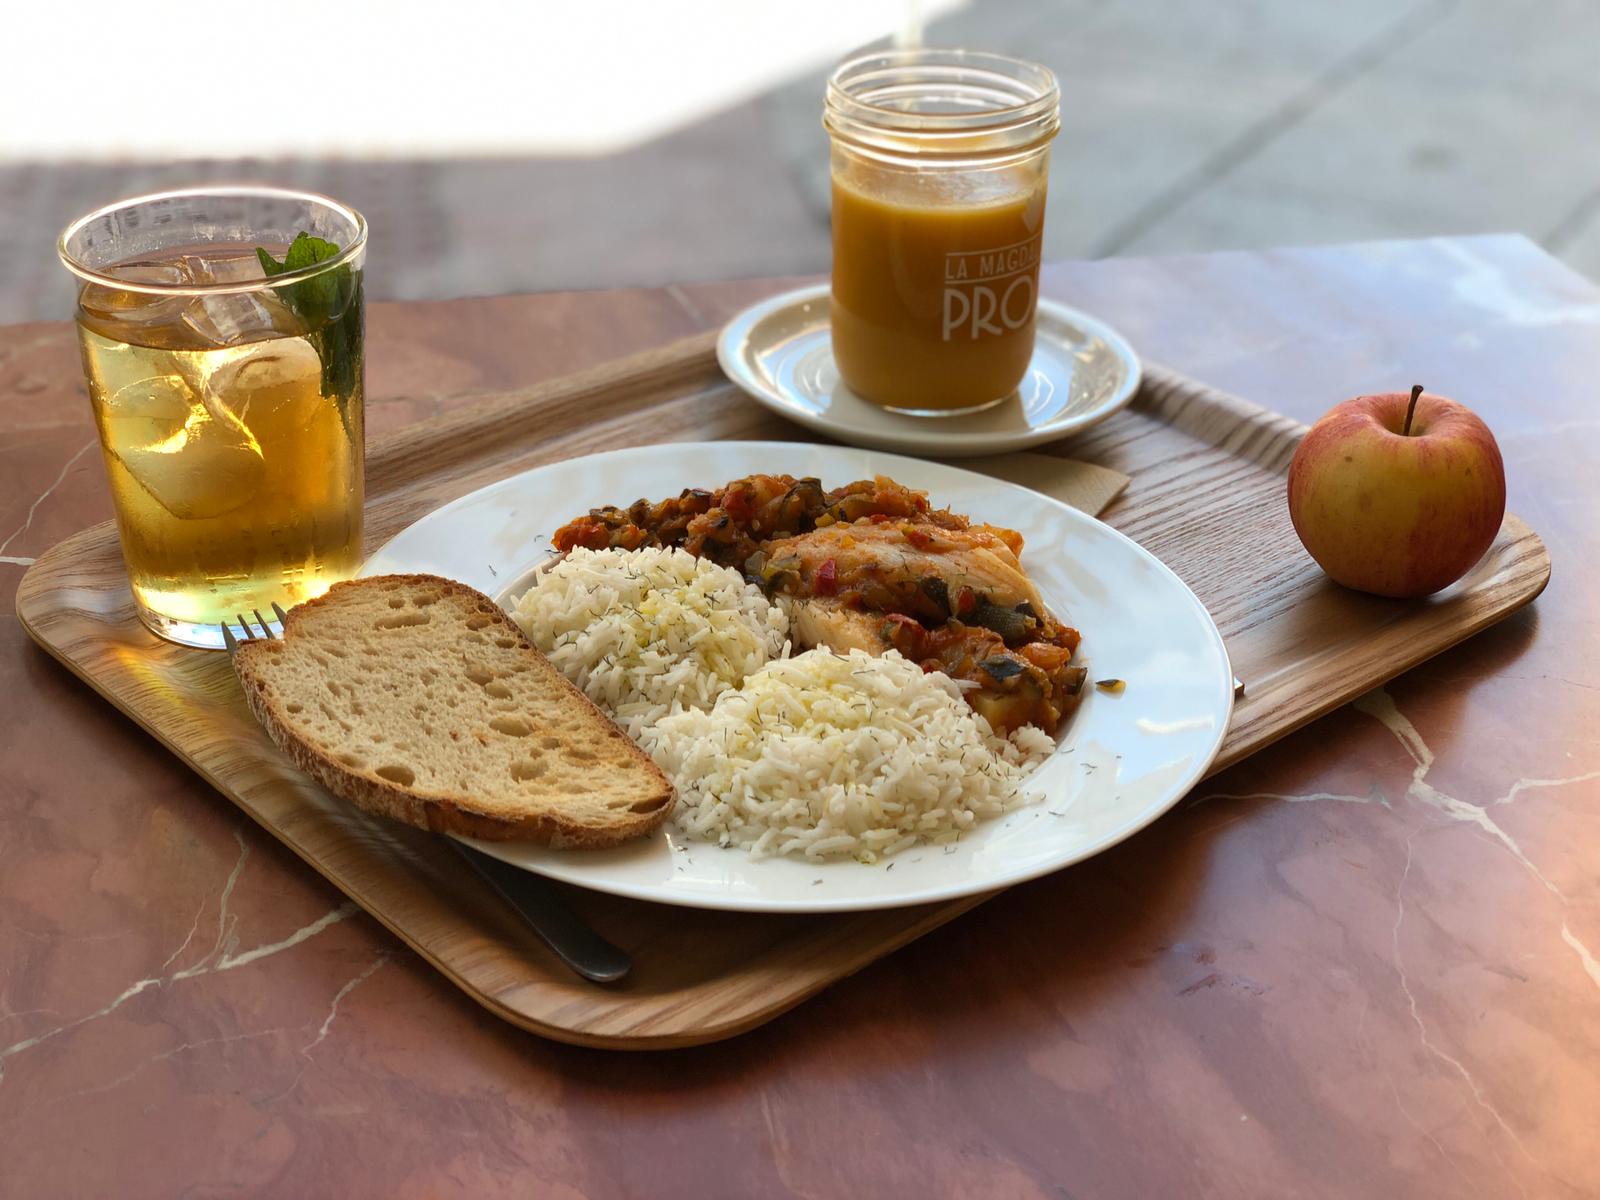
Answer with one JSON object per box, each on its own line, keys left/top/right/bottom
{"left": 961, "top": 452, "right": 1129, "bottom": 518}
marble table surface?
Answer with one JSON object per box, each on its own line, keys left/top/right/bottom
{"left": 2, "top": 236, "right": 1596, "bottom": 1198}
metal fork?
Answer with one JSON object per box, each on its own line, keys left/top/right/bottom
{"left": 221, "top": 606, "right": 631, "bottom": 983}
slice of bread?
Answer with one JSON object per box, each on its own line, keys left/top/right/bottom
{"left": 234, "top": 573, "right": 674, "bottom": 847}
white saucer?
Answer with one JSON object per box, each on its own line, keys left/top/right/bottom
{"left": 716, "top": 283, "right": 1141, "bottom": 458}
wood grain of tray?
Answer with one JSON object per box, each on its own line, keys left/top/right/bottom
{"left": 15, "top": 332, "right": 1549, "bottom": 1049}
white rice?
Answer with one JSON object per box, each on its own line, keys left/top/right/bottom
{"left": 642, "top": 647, "right": 1055, "bottom": 862}
{"left": 510, "top": 546, "right": 789, "bottom": 738}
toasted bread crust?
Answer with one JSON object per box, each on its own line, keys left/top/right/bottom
{"left": 234, "top": 574, "right": 674, "bottom": 847}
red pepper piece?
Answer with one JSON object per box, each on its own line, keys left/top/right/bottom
{"left": 814, "top": 558, "right": 838, "bottom": 596}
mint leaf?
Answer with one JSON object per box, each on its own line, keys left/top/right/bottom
{"left": 256, "top": 245, "right": 288, "bottom": 277}
{"left": 283, "top": 232, "right": 340, "bottom": 271}
{"left": 313, "top": 271, "right": 363, "bottom": 427}
{"left": 274, "top": 232, "right": 343, "bottom": 328}
{"left": 254, "top": 231, "right": 362, "bottom": 436}
{"left": 257, "top": 233, "right": 350, "bottom": 328}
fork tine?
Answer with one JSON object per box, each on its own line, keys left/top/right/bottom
{"left": 237, "top": 614, "right": 255, "bottom": 641}
{"left": 271, "top": 601, "right": 289, "bottom": 627}
{"left": 220, "top": 622, "right": 239, "bottom": 654}
{"left": 253, "top": 609, "right": 273, "bottom": 639}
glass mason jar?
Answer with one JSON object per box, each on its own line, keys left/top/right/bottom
{"left": 824, "top": 49, "right": 1060, "bottom": 416}
{"left": 59, "top": 187, "right": 367, "bottom": 649}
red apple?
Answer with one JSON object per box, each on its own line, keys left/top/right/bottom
{"left": 1287, "top": 386, "right": 1506, "bottom": 598}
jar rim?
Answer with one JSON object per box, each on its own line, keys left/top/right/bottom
{"left": 825, "top": 47, "right": 1059, "bottom": 157}
{"left": 58, "top": 185, "right": 368, "bottom": 297}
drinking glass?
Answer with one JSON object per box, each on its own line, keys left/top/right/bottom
{"left": 59, "top": 187, "right": 367, "bottom": 648}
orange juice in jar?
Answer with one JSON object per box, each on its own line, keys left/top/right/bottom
{"left": 825, "top": 50, "right": 1059, "bottom": 415}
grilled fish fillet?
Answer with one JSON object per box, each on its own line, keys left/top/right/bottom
{"left": 780, "top": 596, "right": 889, "bottom": 656}
{"left": 761, "top": 521, "right": 1044, "bottom": 613}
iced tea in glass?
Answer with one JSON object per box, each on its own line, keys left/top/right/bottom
{"left": 59, "top": 188, "right": 366, "bottom": 648}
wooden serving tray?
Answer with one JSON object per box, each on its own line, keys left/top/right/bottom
{"left": 16, "top": 333, "right": 1549, "bottom": 1049}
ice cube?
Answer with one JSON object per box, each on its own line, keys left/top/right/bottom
{"left": 108, "top": 372, "right": 265, "bottom": 521}
{"left": 177, "top": 251, "right": 266, "bottom": 286}
{"left": 101, "top": 373, "right": 195, "bottom": 454}
{"left": 78, "top": 273, "right": 192, "bottom": 332}
{"left": 180, "top": 291, "right": 284, "bottom": 347}
{"left": 202, "top": 337, "right": 325, "bottom": 441}
{"left": 114, "top": 260, "right": 194, "bottom": 287}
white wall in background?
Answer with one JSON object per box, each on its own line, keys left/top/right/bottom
{"left": 3, "top": 0, "right": 960, "bottom": 162}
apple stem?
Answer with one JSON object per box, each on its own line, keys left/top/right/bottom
{"left": 1402, "top": 384, "right": 1423, "bottom": 436}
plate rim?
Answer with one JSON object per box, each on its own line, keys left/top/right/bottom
{"left": 361, "top": 440, "right": 1234, "bottom": 913}
{"left": 716, "top": 283, "right": 1144, "bottom": 457}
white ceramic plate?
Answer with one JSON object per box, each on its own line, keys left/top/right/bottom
{"left": 362, "top": 442, "right": 1232, "bottom": 913}
{"left": 717, "top": 284, "right": 1141, "bottom": 458}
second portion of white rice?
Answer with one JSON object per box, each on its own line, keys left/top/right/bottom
{"left": 642, "top": 647, "right": 1055, "bottom": 862}
{"left": 510, "top": 546, "right": 788, "bottom": 738}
